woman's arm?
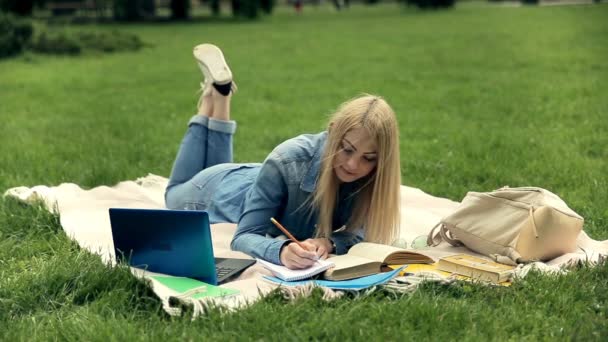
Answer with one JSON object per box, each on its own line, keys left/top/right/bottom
{"left": 230, "top": 152, "right": 292, "bottom": 264}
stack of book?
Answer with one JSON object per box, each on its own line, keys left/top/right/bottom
{"left": 389, "top": 254, "right": 516, "bottom": 285}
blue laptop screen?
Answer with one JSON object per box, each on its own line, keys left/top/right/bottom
{"left": 109, "top": 208, "right": 218, "bottom": 285}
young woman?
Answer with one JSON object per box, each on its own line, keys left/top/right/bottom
{"left": 165, "top": 44, "right": 401, "bottom": 270}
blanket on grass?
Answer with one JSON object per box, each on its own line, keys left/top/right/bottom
{"left": 5, "top": 174, "right": 608, "bottom": 318}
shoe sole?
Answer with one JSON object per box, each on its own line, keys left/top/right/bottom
{"left": 193, "top": 44, "right": 232, "bottom": 85}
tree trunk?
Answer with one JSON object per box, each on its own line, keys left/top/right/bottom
{"left": 170, "top": 0, "right": 189, "bottom": 19}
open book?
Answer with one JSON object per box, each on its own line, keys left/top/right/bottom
{"left": 323, "top": 242, "right": 434, "bottom": 281}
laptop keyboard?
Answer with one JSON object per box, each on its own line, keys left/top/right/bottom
{"left": 216, "top": 266, "right": 233, "bottom": 279}
{"left": 214, "top": 258, "right": 256, "bottom": 284}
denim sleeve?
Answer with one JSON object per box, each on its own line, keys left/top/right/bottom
{"left": 331, "top": 230, "right": 364, "bottom": 255}
{"left": 230, "top": 152, "right": 291, "bottom": 265}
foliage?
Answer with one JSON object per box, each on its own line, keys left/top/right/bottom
{"left": 30, "top": 30, "right": 81, "bottom": 54}
{"left": 113, "top": 0, "right": 142, "bottom": 21}
{"left": 520, "top": 0, "right": 539, "bottom": 4}
{"left": 0, "top": 9, "right": 144, "bottom": 58}
{"left": 231, "top": 0, "right": 260, "bottom": 18}
{"left": 0, "top": 0, "right": 45, "bottom": 16}
{"left": 403, "top": 0, "right": 456, "bottom": 9}
{"left": 260, "top": 0, "right": 275, "bottom": 14}
{"left": 29, "top": 28, "right": 143, "bottom": 54}
{"left": 112, "top": 0, "right": 155, "bottom": 21}
{"left": 76, "top": 30, "right": 143, "bottom": 52}
{"left": 0, "top": 12, "right": 33, "bottom": 58}
{"left": 112, "top": 0, "right": 188, "bottom": 21}
{"left": 170, "top": 0, "right": 190, "bottom": 19}
{"left": 211, "top": 0, "right": 272, "bottom": 18}
{"left": 209, "top": 0, "right": 220, "bottom": 16}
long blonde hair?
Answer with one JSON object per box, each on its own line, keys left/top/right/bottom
{"left": 312, "top": 94, "right": 401, "bottom": 245}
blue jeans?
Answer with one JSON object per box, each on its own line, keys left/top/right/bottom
{"left": 165, "top": 115, "right": 238, "bottom": 213}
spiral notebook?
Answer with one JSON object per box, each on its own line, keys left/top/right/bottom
{"left": 257, "top": 258, "right": 335, "bottom": 281}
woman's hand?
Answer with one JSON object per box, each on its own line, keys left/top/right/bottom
{"left": 280, "top": 241, "right": 318, "bottom": 269}
{"left": 279, "top": 238, "right": 333, "bottom": 269}
{"left": 302, "top": 238, "right": 332, "bottom": 259}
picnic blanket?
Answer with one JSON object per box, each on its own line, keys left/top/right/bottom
{"left": 5, "top": 174, "right": 608, "bottom": 317}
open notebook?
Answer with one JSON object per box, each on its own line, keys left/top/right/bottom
{"left": 257, "top": 258, "right": 335, "bottom": 281}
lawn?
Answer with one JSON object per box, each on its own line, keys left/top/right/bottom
{"left": 1, "top": 2, "right": 607, "bottom": 340}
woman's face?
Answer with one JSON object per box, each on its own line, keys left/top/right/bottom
{"left": 332, "top": 127, "right": 378, "bottom": 183}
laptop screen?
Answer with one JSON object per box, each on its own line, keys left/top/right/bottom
{"left": 109, "top": 208, "right": 218, "bottom": 284}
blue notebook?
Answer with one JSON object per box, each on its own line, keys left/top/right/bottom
{"left": 264, "top": 266, "right": 405, "bottom": 291}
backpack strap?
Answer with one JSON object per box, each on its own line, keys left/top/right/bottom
{"left": 427, "top": 222, "right": 463, "bottom": 247}
{"left": 439, "top": 223, "right": 463, "bottom": 247}
{"left": 427, "top": 222, "right": 443, "bottom": 247}
{"left": 490, "top": 250, "right": 523, "bottom": 266}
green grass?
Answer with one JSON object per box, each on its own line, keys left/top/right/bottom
{"left": 1, "top": 2, "right": 608, "bottom": 340}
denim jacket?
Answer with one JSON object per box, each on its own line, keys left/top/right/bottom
{"left": 213, "top": 131, "right": 364, "bottom": 265}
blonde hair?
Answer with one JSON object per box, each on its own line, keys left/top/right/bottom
{"left": 312, "top": 94, "right": 401, "bottom": 245}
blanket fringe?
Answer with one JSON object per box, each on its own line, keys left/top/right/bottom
{"left": 514, "top": 262, "right": 565, "bottom": 278}
{"left": 276, "top": 282, "right": 344, "bottom": 301}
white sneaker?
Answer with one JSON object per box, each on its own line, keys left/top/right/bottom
{"left": 193, "top": 43, "right": 232, "bottom": 86}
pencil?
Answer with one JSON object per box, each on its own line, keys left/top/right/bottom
{"left": 270, "top": 217, "right": 307, "bottom": 250}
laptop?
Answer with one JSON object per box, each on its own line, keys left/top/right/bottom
{"left": 108, "top": 208, "right": 255, "bottom": 285}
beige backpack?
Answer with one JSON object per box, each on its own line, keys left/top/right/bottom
{"left": 427, "top": 187, "right": 583, "bottom": 265}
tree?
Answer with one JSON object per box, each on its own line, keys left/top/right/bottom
{"left": 231, "top": 0, "right": 260, "bottom": 18}
{"left": 0, "top": 12, "right": 33, "bottom": 57}
{"left": 403, "top": 0, "right": 456, "bottom": 9}
{"left": 170, "top": 0, "right": 190, "bottom": 19}
{"left": 0, "top": 0, "right": 46, "bottom": 16}
{"left": 113, "top": 0, "right": 156, "bottom": 21}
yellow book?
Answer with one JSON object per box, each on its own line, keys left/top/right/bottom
{"left": 437, "top": 254, "right": 516, "bottom": 284}
{"left": 390, "top": 263, "right": 453, "bottom": 278}
{"left": 387, "top": 263, "right": 512, "bottom": 286}
{"left": 323, "top": 242, "right": 434, "bottom": 281}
